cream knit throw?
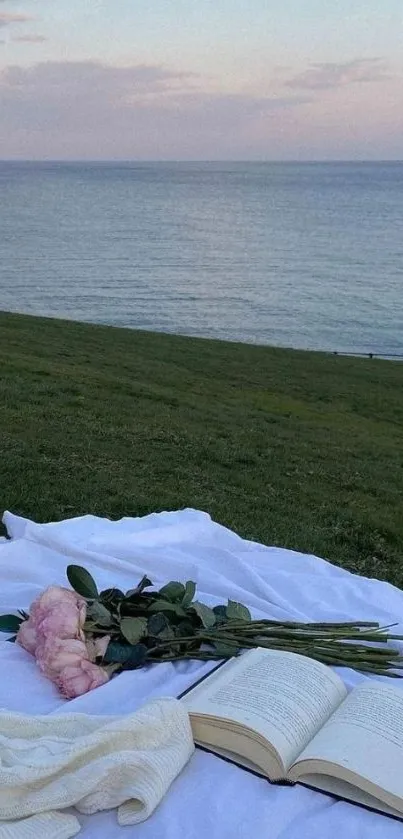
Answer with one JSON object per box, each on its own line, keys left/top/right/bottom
{"left": 0, "top": 698, "right": 194, "bottom": 838}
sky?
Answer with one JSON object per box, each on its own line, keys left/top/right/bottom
{"left": 0, "top": 0, "right": 402, "bottom": 160}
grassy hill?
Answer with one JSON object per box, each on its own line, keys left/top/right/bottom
{"left": 1, "top": 310, "right": 402, "bottom": 586}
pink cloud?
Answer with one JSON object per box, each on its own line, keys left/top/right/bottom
{"left": 0, "top": 59, "right": 306, "bottom": 117}
{"left": 0, "top": 58, "right": 401, "bottom": 160}
{"left": 12, "top": 34, "right": 47, "bottom": 43}
{"left": 0, "top": 59, "right": 309, "bottom": 159}
{"left": 286, "top": 59, "right": 391, "bottom": 91}
{"left": 0, "top": 11, "right": 33, "bottom": 28}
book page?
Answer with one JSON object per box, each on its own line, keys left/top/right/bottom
{"left": 292, "top": 681, "right": 403, "bottom": 803}
{"left": 183, "top": 648, "right": 347, "bottom": 770}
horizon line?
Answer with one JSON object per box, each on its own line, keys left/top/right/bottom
{"left": 1, "top": 158, "right": 403, "bottom": 165}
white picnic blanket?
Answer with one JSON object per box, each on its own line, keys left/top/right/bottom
{"left": 1, "top": 507, "right": 403, "bottom": 839}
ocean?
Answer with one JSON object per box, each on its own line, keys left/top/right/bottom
{"left": 1, "top": 160, "right": 402, "bottom": 355}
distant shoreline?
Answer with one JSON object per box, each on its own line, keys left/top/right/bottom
{"left": 0, "top": 308, "right": 401, "bottom": 363}
{"left": 1, "top": 159, "right": 403, "bottom": 165}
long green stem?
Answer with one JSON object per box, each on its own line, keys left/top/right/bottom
{"left": 126, "top": 615, "right": 403, "bottom": 677}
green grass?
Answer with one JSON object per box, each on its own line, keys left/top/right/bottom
{"left": 1, "top": 310, "right": 403, "bottom": 586}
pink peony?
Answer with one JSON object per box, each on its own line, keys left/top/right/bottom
{"left": 36, "top": 637, "right": 89, "bottom": 680}
{"left": 16, "top": 584, "right": 110, "bottom": 698}
{"left": 36, "top": 601, "right": 86, "bottom": 641}
{"left": 30, "top": 586, "right": 86, "bottom": 641}
{"left": 16, "top": 618, "right": 38, "bottom": 655}
{"left": 30, "top": 585, "right": 84, "bottom": 619}
{"left": 58, "top": 660, "right": 110, "bottom": 698}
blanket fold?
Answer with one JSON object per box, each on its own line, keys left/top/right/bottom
{"left": 0, "top": 698, "right": 194, "bottom": 836}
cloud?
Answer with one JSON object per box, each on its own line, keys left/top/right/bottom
{"left": 286, "top": 59, "right": 390, "bottom": 91}
{"left": 0, "top": 59, "right": 306, "bottom": 116}
{"left": 1, "top": 60, "right": 191, "bottom": 96}
{"left": 12, "top": 34, "right": 47, "bottom": 43}
{"left": 0, "top": 59, "right": 305, "bottom": 120}
{"left": 0, "top": 59, "right": 309, "bottom": 158}
{"left": 0, "top": 11, "right": 33, "bottom": 27}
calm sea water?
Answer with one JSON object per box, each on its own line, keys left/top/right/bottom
{"left": 1, "top": 161, "right": 402, "bottom": 355}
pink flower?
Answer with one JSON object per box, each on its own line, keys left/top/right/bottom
{"left": 37, "top": 602, "right": 86, "bottom": 641}
{"left": 16, "top": 583, "right": 110, "bottom": 698}
{"left": 16, "top": 618, "right": 38, "bottom": 655}
{"left": 30, "top": 586, "right": 81, "bottom": 617}
{"left": 36, "top": 637, "right": 89, "bottom": 680}
{"left": 30, "top": 586, "right": 86, "bottom": 641}
{"left": 58, "top": 660, "right": 110, "bottom": 698}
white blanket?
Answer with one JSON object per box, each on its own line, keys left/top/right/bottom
{"left": 0, "top": 699, "right": 193, "bottom": 838}
{"left": 1, "top": 508, "right": 403, "bottom": 839}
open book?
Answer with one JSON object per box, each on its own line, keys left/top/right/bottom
{"left": 182, "top": 647, "right": 403, "bottom": 819}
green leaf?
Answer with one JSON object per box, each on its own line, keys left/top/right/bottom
{"left": 176, "top": 620, "right": 196, "bottom": 638}
{"left": 148, "top": 600, "right": 187, "bottom": 617}
{"left": 120, "top": 617, "right": 148, "bottom": 645}
{"left": 158, "top": 581, "right": 186, "bottom": 603}
{"left": 125, "top": 576, "right": 153, "bottom": 598}
{"left": 226, "top": 600, "right": 251, "bottom": 622}
{"left": 100, "top": 588, "right": 124, "bottom": 605}
{"left": 148, "top": 613, "right": 176, "bottom": 641}
{"left": 159, "top": 626, "right": 176, "bottom": 641}
{"left": 148, "top": 613, "right": 169, "bottom": 636}
{"left": 123, "top": 643, "right": 148, "bottom": 670}
{"left": 88, "top": 601, "right": 113, "bottom": 627}
{"left": 192, "top": 602, "right": 216, "bottom": 628}
{"left": 119, "top": 599, "right": 152, "bottom": 618}
{"left": 137, "top": 575, "right": 153, "bottom": 592}
{"left": 182, "top": 581, "right": 196, "bottom": 609}
{"left": 0, "top": 614, "right": 23, "bottom": 633}
{"left": 66, "top": 565, "right": 98, "bottom": 599}
{"left": 213, "top": 605, "right": 229, "bottom": 624}
{"left": 103, "top": 641, "right": 133, "bottom": 665}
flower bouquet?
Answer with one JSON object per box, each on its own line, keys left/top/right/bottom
{"left": 1, "top": 565, "right": 402, "bottom": 699}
